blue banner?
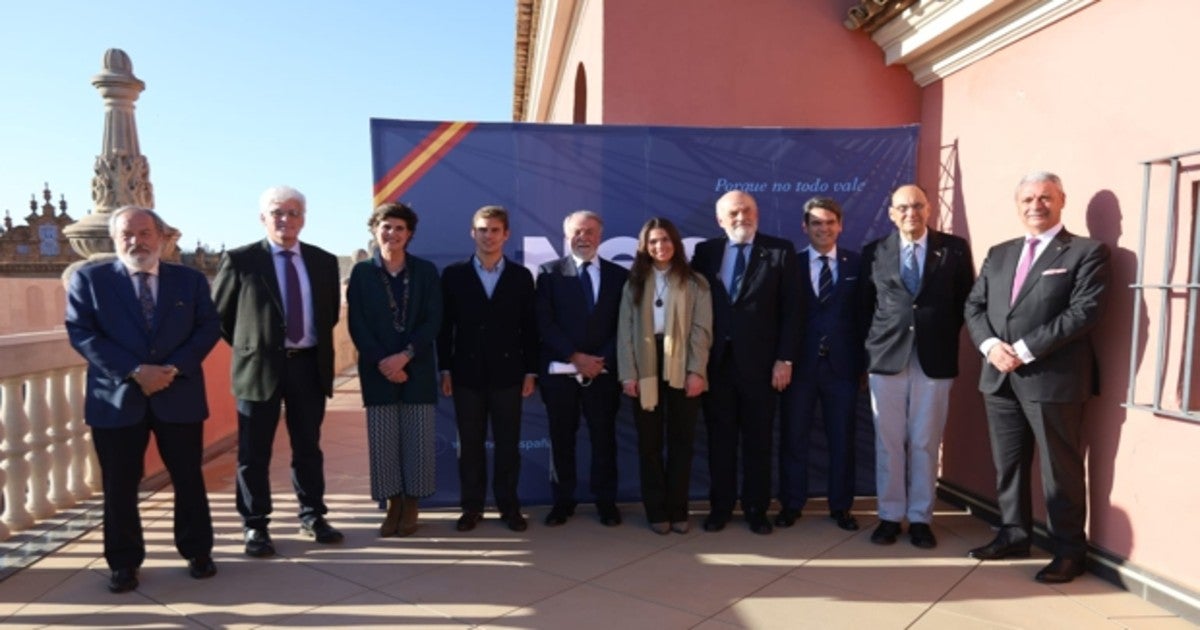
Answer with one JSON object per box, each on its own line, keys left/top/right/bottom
{"left": 370, "top": 120, "right": 917, "bottom": 510}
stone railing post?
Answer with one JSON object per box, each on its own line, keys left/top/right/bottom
{"left": 0, "top": 377, "right": 34, "bottom": 531}
{"left": 47, "top": 368, "right": 74, "bottom": 508}
{"left": 23, "top": 374, "right": 55, "bottom": 519}
{"left": 65, "top": 366, "right": 95, "bottom": 499}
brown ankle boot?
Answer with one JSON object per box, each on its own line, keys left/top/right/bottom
{"left": 397, "top": 497, "right": 419, "bottom": 536}
{"left": 380, "top": 496, "right": 404, "bottom": 537}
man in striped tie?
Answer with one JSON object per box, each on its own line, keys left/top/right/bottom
{"left": 777, "top": 197, "right": 865, "bottom": 532}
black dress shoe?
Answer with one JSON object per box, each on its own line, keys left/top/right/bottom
{"left": 597, "top": 502, "right": 622, "bottom": 527}
{"left": 107, "top": 567, "right": 138, "bottom": 593}
{"left": 968, "top": 533, "right": 1031, "bottom": 560}
{"left": 909, "top": 522, "right": 937, "bottom": 549}
{"left": 501, "top": 512, "right": 528, "bottom": 532}
{"left": 188, "top": 555, "right": 217, "bottom": 579}
{"left": 301, "top": 517, "right": 344, "bottom": 544}
{"left": 702, "top": 512, "right": 730, "bottom": 532}
{"left": 774, "top": 508, "right": 800, "bottom": 528}
{"left": 544, "top": 504, "right": 574, "bottom": 526}
{"left": 870, "top": 519, "right": 902, "bottom": 545}
{"left": 830, "top": 510, "right": 859, "bottom": 531}
{"left": 456, "top": 511, "right": 483, "bottom": 532}
{"left": 746, "top": 511, "right": 773, "bottom": 535}
{"left": 244, "top": 527, "right": 276, "bottom": 558}
{"left": 1035, "top": 556, "right": 1085, "bottom": 583}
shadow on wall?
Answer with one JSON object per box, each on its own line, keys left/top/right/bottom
{"left": 1083, "top": 188, "right": 1142, "bottom": 557}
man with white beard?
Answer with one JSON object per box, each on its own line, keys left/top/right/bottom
{"left": 66, "top": 206, "right": 222, "bottom": 593}
{"left": 690, "top": 190, "right": 800, "bottom": 535}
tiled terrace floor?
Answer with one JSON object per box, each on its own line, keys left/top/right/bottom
{"left": 0, "top": 377, "right": 1193, "bottom": 629}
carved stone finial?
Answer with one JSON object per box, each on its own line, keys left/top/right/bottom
{"left": 63, "top": 48, "right": 162, "bottom": 283}
{"left": 58, "top": 194, "right": 68, "bottom": 216}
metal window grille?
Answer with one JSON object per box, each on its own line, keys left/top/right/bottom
{"left": 1126, "top": 149, "right": 1200, "bottom": 422}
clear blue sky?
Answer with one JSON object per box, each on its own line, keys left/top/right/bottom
{"left": 0, "top": 1, "right": 515, "bottom": 255}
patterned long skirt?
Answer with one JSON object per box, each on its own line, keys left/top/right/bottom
{"left": 365, "top": 403, "right": 436, "bottom": 500}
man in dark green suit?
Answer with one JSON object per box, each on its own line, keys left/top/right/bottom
{"left": 212, "top": 185, "right": 343, "bottom": 557}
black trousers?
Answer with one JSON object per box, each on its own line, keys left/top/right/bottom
{"left": 235, "top": 351, "right": 328, "bottom": 529}
{"left": 702, "top": 350, "right": 777, "bottom": 516}
{"left": 453, "top": 383, "right": 524, "bottom": 515}
{"left": 540, "top": 372, "right": 620, "bottom": 507}
{"left": 984, "top": 380, "right": 1088, "bottom": 560}
{"left": 92, "top": 417, "right": 212, "bottom": 570}
{"left": 632, "top": 375, "right": 700, "bottom": 524}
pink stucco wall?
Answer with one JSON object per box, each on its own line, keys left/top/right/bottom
{"left": 526, "top": 0, "right": 1198, "bottom": 594}
{"left": 602, "top": 0, "right": 920, "bottom": 127}
{"left": 925, "top": 0, "right": 1200, "bottom": 591}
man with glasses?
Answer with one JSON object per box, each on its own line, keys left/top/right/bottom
{"left": 860, "top": 184, "right": 974, "bottom": 549}
{"left": 212, "top": 185, "right": 344, "bottom": 558}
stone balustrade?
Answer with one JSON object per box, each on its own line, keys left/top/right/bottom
{"left": 0, "top": 330, "right": 98, "bottom": 540}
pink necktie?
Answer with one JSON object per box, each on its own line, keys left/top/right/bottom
{"left": 1010, "top": 238, "right": 1039, "bottom": 306}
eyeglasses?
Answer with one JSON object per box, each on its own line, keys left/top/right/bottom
{"left": 891, "top": 203, "right": 926, "bottom": 213}
{"left": 268, "top": 209, "right": 304, "bottom": 219}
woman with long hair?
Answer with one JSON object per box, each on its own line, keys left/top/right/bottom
{"left": 617, "top": 217, "right": 713, "bottom": 534}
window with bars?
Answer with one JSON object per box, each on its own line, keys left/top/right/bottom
{"left": 1126, "top": 150, "right": 1200, "bottom": 422}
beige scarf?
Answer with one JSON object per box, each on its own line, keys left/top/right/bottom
{"left": 634, "top": 271, "right": 692, "bottom": 410}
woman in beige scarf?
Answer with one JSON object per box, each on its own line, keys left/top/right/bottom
{"left": 617, "top": 218, "right": 713, "bottom": 534}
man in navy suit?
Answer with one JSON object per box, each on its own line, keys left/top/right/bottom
{"left": 965, "top": 172, "right": 1110, "bottom": 584}
{"left": 777, "top": 197, "right": 864, "bottom": 532}
{"left": 66, "top": 206, "right": 221, "bottom": 593}
{"left": 212, "top": 185, "right": 344, "bottom": 558}
{"left": 691, "top": 190, "right": 800, "bottom": 534}
{"left": 861, "top": 184, "right": 974, "bottom": 549}
{"left": 439, "top": 205, "right": 539, "bottom": 532}
{"left": 536, "top": 210, "right": 629, "bottom": 527}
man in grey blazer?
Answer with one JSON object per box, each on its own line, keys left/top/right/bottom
{"left": 860, "top": 184, "right": 974, "bottom": 549}
{"left": 212, "top": 185, "right": 344, "bottom": 557}
{"left": 965, "top": 172, "right": 1110, "bottom": 583}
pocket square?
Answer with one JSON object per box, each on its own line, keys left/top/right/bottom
{"left": 1042, "top": 268, "right": 1068, "bottom": 275}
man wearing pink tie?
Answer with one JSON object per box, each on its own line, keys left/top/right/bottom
{"left": 964, "top": 172, "right": 1111, "bottom": 584}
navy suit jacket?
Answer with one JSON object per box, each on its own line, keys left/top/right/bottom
{"left": 965, "top": 229, "right": 1110, "bottom": 403}
{"left": 66, "top": 259, "right": 221, "bottom": 428}
{"left": 534, "top": 256, "right": 627, "bottom": 373}
{"left": 438, "top": 256, "right": 538, "bottom": 389}
{"left": 691, "top": 232, "right": 799, "bottom": 379}
{"left": 860, "top": 229, "right": 975, "bottom": 378}
{"left": 795, "top": 247, "right": 864, "bottom": 380}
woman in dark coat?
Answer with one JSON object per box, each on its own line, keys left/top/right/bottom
{"left": 347, "top": 202, "right": 441, "bottom": 536}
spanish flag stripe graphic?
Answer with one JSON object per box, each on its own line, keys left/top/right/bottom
{"left": 373, "top": 122, "right": 476, "bottom": 206}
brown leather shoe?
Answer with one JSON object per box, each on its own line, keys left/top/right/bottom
{"left": 380, "top": 496, "right": 404, "bottom": 537}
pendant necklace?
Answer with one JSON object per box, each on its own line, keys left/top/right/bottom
{"left": 654, "top": 276, "right": 667, "bottom": 308}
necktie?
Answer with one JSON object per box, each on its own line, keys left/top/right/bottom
{"left": 902, "top": 243, "right": 921, "bottom": 295}
{"left": 817, "top": 255, "right": 833, "bottom": 302}
{"left": 580, "top": 260, "right": 595, "bottom": 313}
{"left": 136, "top": 272, "right": 155, "bottom": 329}
{"left": 730, "top": 243, "right": 748, "bottom": 299}
{"left": 1011, "top": 237, "right": 1039, "bottom": 306}
{"left": 280, "top": 250, "right": 305, "bottom": 343}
